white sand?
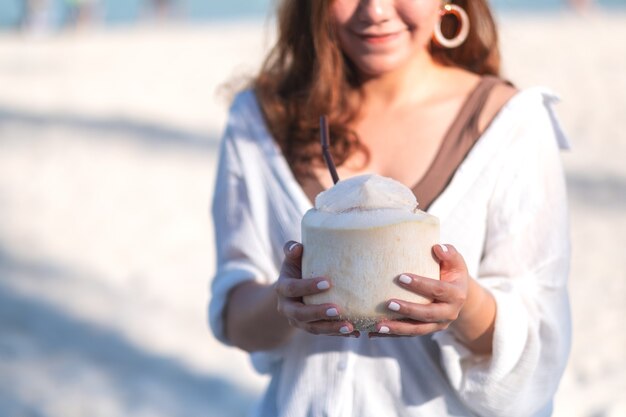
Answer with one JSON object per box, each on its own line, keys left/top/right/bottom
{"left": 0, "top": 12, "right": 624, "bottom": 417}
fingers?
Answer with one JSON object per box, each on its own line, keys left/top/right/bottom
{"left": 281, "top": 241, "right": 303, "bottom": 278}
{"left": 299, "top": 320, "right": 358, "bottom": 337}
{"left": 388, "top": 267, "right": 466, "bottom": 328}
{"left": 278, "top": 299, "right": 341, "bottom": 323}
{"left": 275, "top": 275, "right": 331, "bottom": 298}
{"left": 278, "top": 241, "right": 359, "bottom": 336}
{"left": 283, "top": 240, "right": 303, "bottom": 258}
{"left": 432, "top": 244, "right": 469, "bottom": 280}
{"left": 278, "top": 299, "right": 358, "bottom": 336}
{"left": 395, "top": 273, "right": 464, "bottom": 304}
{"left": 384, "top": 297, "right": 461, "bottom": 324}
{"left": 278, "top": 240, "right": 333, "bottom": 298}
{"left": 371, "top": 320, "right": 443, "bottom": 337}
{"left": 375, "top": 245, "right": 470, "bottom": 337}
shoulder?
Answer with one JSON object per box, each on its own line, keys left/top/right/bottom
{"left": 221, "top": 88, "right": 281, "bottom": 159}
{"left": 492, "top": 85, "right": 559, "bottom": 124}
{"left": 483, "top": 85, "right": 570, "bottom": 151}
{"left": 439, "top": 69, "right": 517, "bottom": 115}
{"left": 478, "top": 81, "right": 518, "bottom": 133}
{"left": 223, "top": 88, "right": 268, "bottom": 140}
{"left": 228, "top": 88, "right": 261, "bottom": 119}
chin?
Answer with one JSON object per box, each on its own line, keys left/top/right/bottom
{"left": 355, "top": 55, "right": 412, "bottom": 78}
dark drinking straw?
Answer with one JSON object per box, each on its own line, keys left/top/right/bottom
{"left": 320, "top": 115, "right": 340, "bottom": 184}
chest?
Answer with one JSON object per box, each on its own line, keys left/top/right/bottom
{"left": 302, "top": 97, "right": 465, "bottom": 204}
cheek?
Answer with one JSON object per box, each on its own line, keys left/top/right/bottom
{"left": 401, "top": 0, "right": 441, "bottom": 36}
{"left": 330, "top": 1, "right": 360, "bottom": 56}
{"left": 330, "top": 0, "right": 358, "bottom": 27}
{"left": 407, "top": 0, "right": 441, "bottom": 15}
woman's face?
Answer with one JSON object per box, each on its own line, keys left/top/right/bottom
{"left": 330, "top": 0, "right": 440, "bottom": 77}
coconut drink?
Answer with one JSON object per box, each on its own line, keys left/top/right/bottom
{"left": 301, "top": 174, "right": 440, "bottom": 331}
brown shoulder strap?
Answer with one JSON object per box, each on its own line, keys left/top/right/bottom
{"left": 412, "top": 76, "right": 508, "bottom": 211}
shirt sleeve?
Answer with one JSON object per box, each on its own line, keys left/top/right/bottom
{"left": 433, "top": 92, "right": 572, "bottom": 417}
{"left": 208, "top": 98, "right": 276, "bottom": 347}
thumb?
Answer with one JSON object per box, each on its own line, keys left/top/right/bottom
{"left": 433, "top": 244, "right": 467, "bottom": 280}
{"left": 281, "top": 241, "right": 303, "bottom": 278}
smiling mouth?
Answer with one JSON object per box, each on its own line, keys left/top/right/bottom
{"left": 358, "top": 31, "right": 404, "bottom": 45}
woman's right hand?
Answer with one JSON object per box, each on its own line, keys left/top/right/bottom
{"left": 275, "top": 241, "right": 359, "bottom": 337}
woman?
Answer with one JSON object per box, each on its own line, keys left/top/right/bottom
{"left": 210, "top": 1, "right": 571, "bottom": 416}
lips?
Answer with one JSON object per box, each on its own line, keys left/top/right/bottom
{"left": 357, "top": 30, "right": 405, "bottom": 45}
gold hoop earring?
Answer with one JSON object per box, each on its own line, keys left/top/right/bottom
{"left": 432, "top": 3, "right": 470, "bottom": 49}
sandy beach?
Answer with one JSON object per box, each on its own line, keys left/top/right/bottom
{"left": 0, "top": 11, "right": 625, "bottom": 417}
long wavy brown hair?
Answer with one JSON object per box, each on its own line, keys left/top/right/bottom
{"left": 254, "top": 0, "right": 501, "bottom": 180}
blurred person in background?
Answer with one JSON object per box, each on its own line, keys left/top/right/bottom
{"left": 210, "top": 1, "right": 572, "bottom": 416}
{"left": 567, "top": 0, "right": 595, "bottom": 13}
{"left": 64, "top": 0, "right": 97, "bottom": 28}
{"left": 149, "top": 0, "right": 173, "bottom": 20}
{"left": 19, "top": 0, "right": 54, "bottom": 32}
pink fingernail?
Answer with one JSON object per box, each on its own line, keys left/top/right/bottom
{"left": 399, "top": 274, "right": 412, "bottom": 284}
{"left": 317, "top": 280, "right": 330, "bottom": 290}
{"left": 388, "top": 301, "right": 401, "bottom": 312}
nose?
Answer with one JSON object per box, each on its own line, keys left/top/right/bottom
{"left": 357, "top": 0, "right": 393, "bottom": 24}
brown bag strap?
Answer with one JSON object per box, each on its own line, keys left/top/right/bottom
{"left": 412, "top": 76, "right": 509, "bottom": 211}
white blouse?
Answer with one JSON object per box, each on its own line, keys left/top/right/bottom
{"left": 209, "top": 87, "right": 572, "bottom": 417}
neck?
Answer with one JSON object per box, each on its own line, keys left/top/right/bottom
{"left": 358, "top": 51, "right": 444, "bottom": 109}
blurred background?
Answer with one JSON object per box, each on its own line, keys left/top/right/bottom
{"left": 0, "top": 1, "right": 625, "bottom": 416}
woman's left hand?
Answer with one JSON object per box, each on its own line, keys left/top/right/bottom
{"left": 372, "top": 243, "right": 470, "bottom": 337}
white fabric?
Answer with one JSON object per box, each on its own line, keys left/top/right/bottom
{"left": 209, "top": 87, "right": 571, "bottom": 417}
